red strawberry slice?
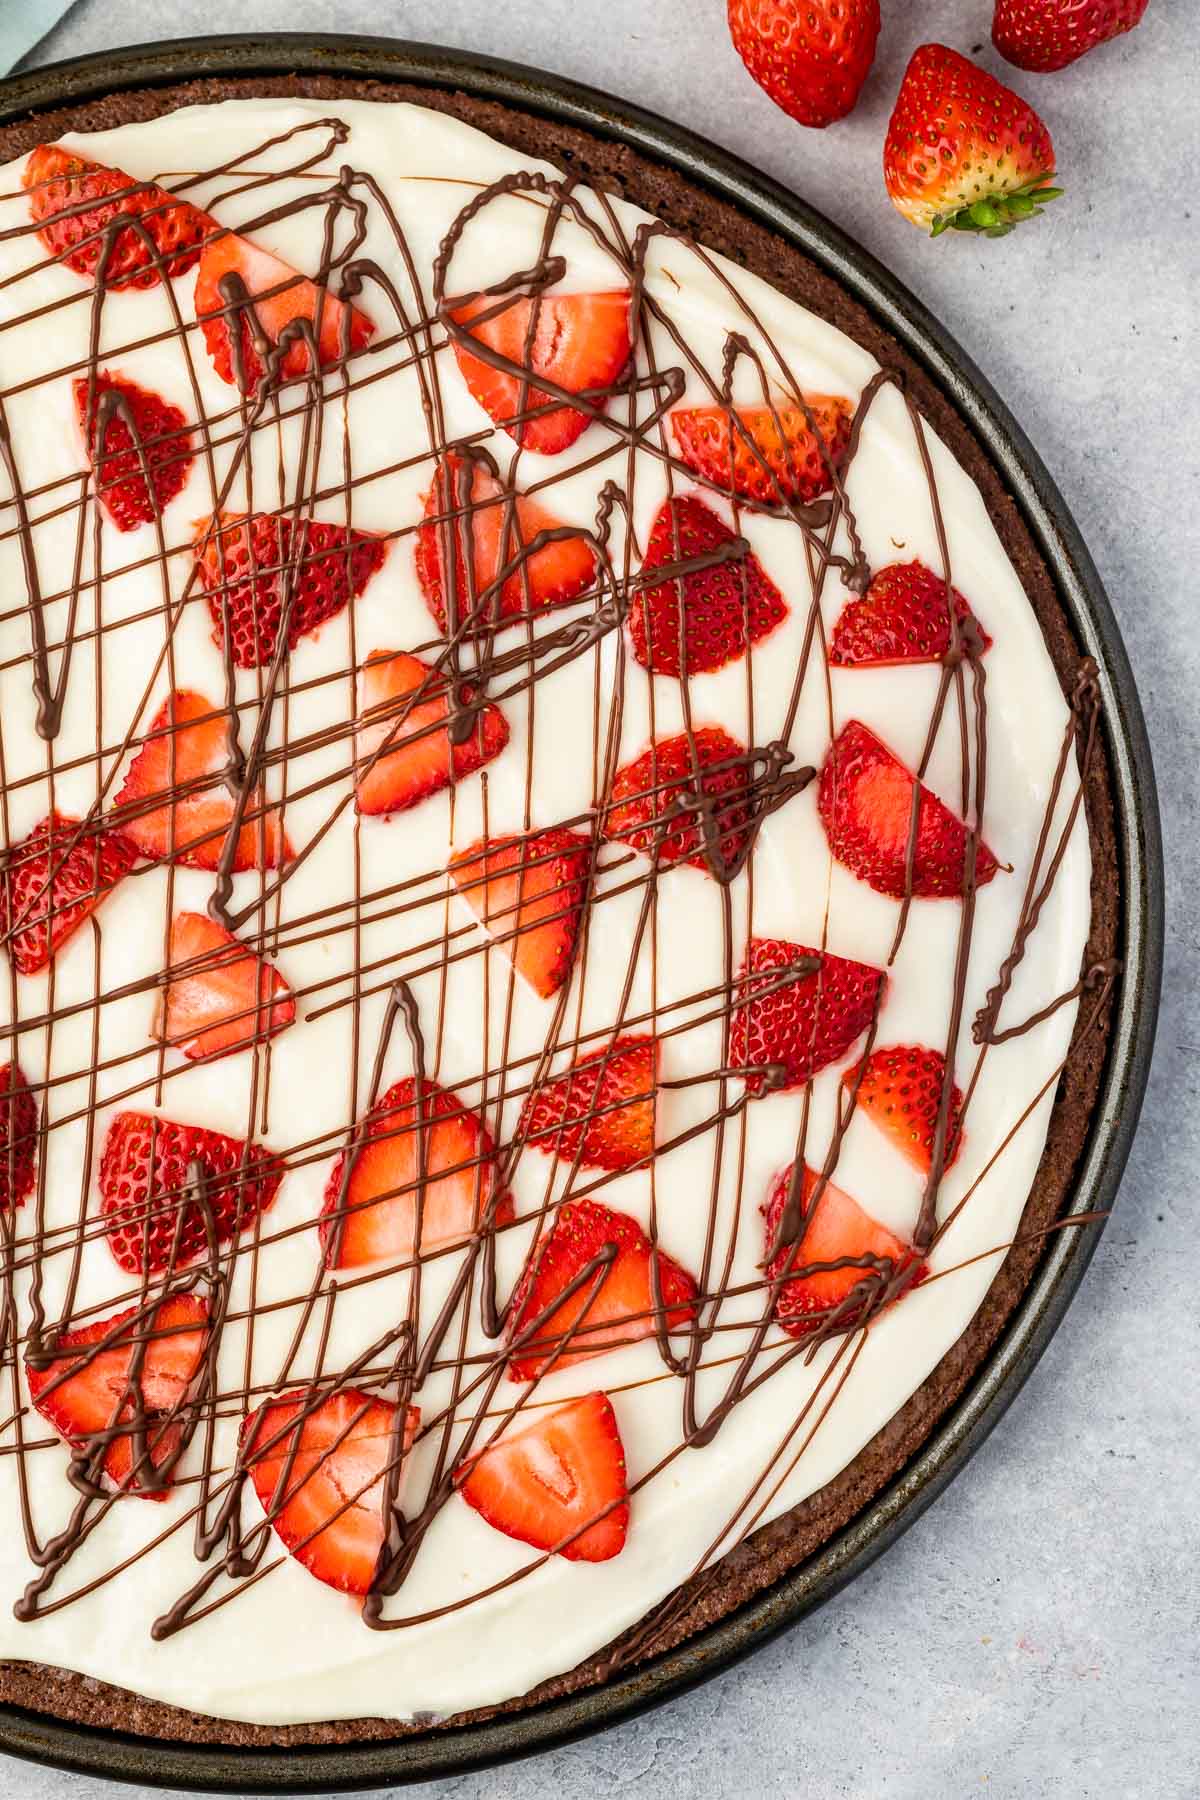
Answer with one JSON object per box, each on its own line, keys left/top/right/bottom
{"left": 844, "top": 1043, "right": 964, "bottom": 1173}
{"left": 457, "top": 1390, "right": 629, "bottom": 1562}
{"left": 629, "top": 494, "right": 788, "bottom": 678}
{"left": 818, "top": 720, "right": 1001, "bottom": 900}
{"left": 23, "top": 143, "right": 212, "bottom": 290}
{"left": 0, "top": 1063, "right": 37, "bottom": 1210}
{"left": 115, "top": 690, "right": 291, "bottom": 872}
{"left": 604, "top": 726, "right": 752, "bottom": 876}
{"left": 194, "top": 231, "right": 375, "bottom": 395}
{"left": 670, "top": 398, "right": 852, "bottom": 507}
{"left": 508, "top": 1198, "right": 697, "bottom": 1382}
{"left": 450, "top": 828, "right": 590, "bottom": 1000}
{"left": 242, "top": 1388, "right": 419, "bottom": 1596}
{"left": 74, "top": 372, "right": 194, "bottom": 533}
{"left": 354, "top": 650, "right": 509, "bottom": 817}
{"left": 884, "top": 44, "right": 1060, "bottom": 238}
{"left": 156, "top": 911, "right": 295, "bottom": 1064}
{"left": 763, "top": 1163, "right": 925, "bottom": 1338}
{"left": 194, "top": 510, "right": 386, "bottom": 670}
{"left": 730, "top": 936, "right": 885, "bottom": 1095}
{"left": 26, "top": 1293, "right": 209, "bottom": 1499}
{"left": 518, "top": 1035, "right": 657, "bottom": 1173}
{"left": 2, "top": 812, "right": 138, "bottom": 976}
{"left": 321, "top": 1077, "right": 512, "bottom": 1269}
{"left": 98, "top": 1111, "right": 283, "bottom": 1275}
{"left": 727, "top": 0, "right": 881, "bottom": 129}
{"left": 448, "top": 290, "right": 632, "bottom": 455}
{"left": 415, "top": 452, "right": 596, "bottom": 635}
{"left": 829, "top": 560, "right": 992, "bottom": 668}
{"left": 993, "top": 0, "right": 1149, "bottom": 74}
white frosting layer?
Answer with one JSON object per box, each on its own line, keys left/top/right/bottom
{"left": 0, "top": 98, "right": 1091, "bottom": 1725}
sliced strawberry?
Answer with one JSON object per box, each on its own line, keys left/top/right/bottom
{"left": 194, "top": 510, "right": 386, "bottom": 669}
{"left": 604, "top": 726, "right": 752, "bottom": 876}
{"left": 730, "top": 936, "right": 885, "bottom": 1095}
{"left": 670, "top": 398, "right": 852, "bottom": 507}
{"left": 448, "top": 290, "right": 632, "bottom": 455}
{"left": 194, "top": 230, "right": 375, "bottom": 395}
{"left": 844, "top": 1043, "right": 964, "bottom": 1173}
{"left": 2, "top": 812, "right": 137, "bottom": 976}
{"left": 320, "top": 1077, "right": 512, "bottom": 1269}
{"left": 415, "top": 452, "right": 596, "bottom": 635}
{"left": 26, "top": 1293, "right": 208, "bottom": 1499}
{"left": 450, "top": 828, "right": 590, "bottom": 1000}
{"left": 23, "top": 143, "right": 212, "bottom": 290}
{"left": 98, "top": 1111, "right": 283, "bottom": 1275}
{"left": 629, "top": 494, "right": 788, "bottom": 678}
{"left": 242, "top": 1388, "right": 418, "bottom": 1596}
{"left": 829, "top": 560, "right": 992, "bottom": 668}
{"left": 156, "top": 911, "right": 295, "bottom": 1064}
{"left": 457, "top": 1391, "right": 628, "bottom": 1562}
{"left": 518, "top": 1035, "right": 657, "bottom": 1174}
{"left": 74, "top": 372, "right": 194, "bottom": 532}
{"left": 354, "top": 649, "right": 509, "bottom": 817}
{"left": 762, "top": 1163, "right": 925, "bottom": 1338}
{"left": 0, "top": 1062, "right": 37, "bottom": 1210}
{"left": 508, "top": 1198, "right": 697, "bottom": 1382}
{"left": 114, "top": 690, "right": 291, "bottom": 872}
{"left": 818, "top": 720, "right": 1001, "bottom": 900}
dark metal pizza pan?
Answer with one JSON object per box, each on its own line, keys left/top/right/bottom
{"left": 0, "top": 33, "right": 1163, "bottom": 1793}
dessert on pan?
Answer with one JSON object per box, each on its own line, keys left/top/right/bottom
{"left": 0, "top": 78, "right": 1115, "bottom": 1743}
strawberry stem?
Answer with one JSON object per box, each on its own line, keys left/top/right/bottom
{"left": 929, "top": 177, "right": 1063, "bottom": 240}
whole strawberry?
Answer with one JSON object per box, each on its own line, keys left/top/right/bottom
{"left": 884, "top": 44, "right": 1062, "bottom": 238}
{"left": 993, "top": 0, "right": 1150, "bottom": 74}
{"left": 728, "top": 0, "right": 881, "bottom": 128}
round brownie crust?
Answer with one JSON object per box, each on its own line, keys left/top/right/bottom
{"left": 0, "top": 71, "right": 1119, "bottom": 1749}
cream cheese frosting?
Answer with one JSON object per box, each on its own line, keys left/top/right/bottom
{"left": 0, "top": 95, "right": 1092, "bottom": 1725}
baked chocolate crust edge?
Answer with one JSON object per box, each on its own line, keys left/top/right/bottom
{"left": 0, "top": 73, "right": 1120, "bottom": 1748}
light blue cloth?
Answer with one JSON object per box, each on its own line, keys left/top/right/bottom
{"left": 0, "top": 1, "right": 76, "bottom": 75}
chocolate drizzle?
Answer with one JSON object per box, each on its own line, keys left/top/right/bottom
{"left": 0, "top": 101, "right": 1113, "bottom": 1695}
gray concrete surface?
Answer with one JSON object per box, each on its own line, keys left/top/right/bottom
{"left": 5, "top": 2, "right": 1196, "bottom": 1795}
